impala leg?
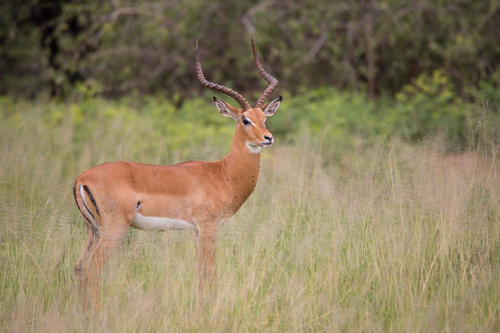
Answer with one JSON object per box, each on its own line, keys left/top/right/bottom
{"left": 75, "top": 224, "right": 99, "bottom": 308}
{"left": 195, "top": 224, "right": 218, "bottom": 302}
{"left": 83, "top": 221, "right": 129, "bottom": 311}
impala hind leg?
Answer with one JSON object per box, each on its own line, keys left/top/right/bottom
{"left": 81, "top": 220, "right": 130, "bottom": 311}
{"left": 75, "top": 224, "right": 99, "bottom": 308}
{"left": 195, "top": 224, "right": 218, "bottom": 302}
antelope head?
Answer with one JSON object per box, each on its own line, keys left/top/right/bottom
{"left": 196, "top": 39, "right": 282, "bottom": 153}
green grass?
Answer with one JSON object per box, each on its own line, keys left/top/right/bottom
{"left": 1, "top": 96, "right": 500, "bottom": 331}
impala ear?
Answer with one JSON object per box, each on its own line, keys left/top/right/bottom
{"left": 214, "top": 97, "right": 239, "bottom": 121}
{"left": 261, "top": 96, "right": 282, "bottom": 117}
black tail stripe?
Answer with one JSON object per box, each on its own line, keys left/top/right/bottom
{"left": 83, "top": 185, "right": 100, "bottom": 216}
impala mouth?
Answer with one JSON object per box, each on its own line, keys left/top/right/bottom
{"left": 261, "top": 141, "right": 273, "bottom": 148}
{"left": 246, "top": 140, "right": 273, "bottom": 153}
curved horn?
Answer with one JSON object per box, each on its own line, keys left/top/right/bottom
{"left": 196, "top": 41, "right": 251, "bottom": 111}
{"left": 251, "top": 39, "right": 279, "bottom": 109}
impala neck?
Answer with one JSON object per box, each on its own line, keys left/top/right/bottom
{"left": 222, "top": 125, "right": 261, "bottom": 210}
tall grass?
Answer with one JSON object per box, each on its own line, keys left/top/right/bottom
{"left": 1, "top": 97, "right": 499, "bottom": 331}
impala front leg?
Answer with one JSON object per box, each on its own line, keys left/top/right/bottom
{"left": 194, "top": 223, "right": 218, "bottom": 302}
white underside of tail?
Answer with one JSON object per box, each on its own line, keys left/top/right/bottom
{"left": 79, "top": 184, "right": 100, "bottom": 232}
{"left": 131, "top": 212, "right": 194, "bottom": 231}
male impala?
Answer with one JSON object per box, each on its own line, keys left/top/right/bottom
{"left": 73, "top": 39, "right": 281, "bottom": 309}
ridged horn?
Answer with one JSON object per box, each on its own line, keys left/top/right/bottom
{"left": 196, "top": 40, "right": 251, "bottom": 111}
{"left": 251, "top": 38, "right": 279, "bottom": 109}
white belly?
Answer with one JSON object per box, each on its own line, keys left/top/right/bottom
{"left": 131, "top": 212, "right": 194, "bottom": 231}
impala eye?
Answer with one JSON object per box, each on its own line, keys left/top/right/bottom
{"left": 242, "top": 117, "right": 251, "bottom": 126}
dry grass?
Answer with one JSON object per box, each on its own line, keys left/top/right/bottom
{"left": 1, "top": 104, "right": 500, "bottom": 332}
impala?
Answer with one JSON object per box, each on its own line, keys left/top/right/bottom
{"left": 73, "top": 39, "right": 282, "bottom": 309}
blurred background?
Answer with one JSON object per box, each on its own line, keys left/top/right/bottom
{"left": 2, "top": 2, "right": 500, "bottom": 331}
{"left": 2, "top": 0, "right": 499, "bottom": 100}
{"left": 1, "top": 0, "right": 499, "bottom": 156}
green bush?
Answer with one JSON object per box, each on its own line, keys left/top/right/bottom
{"left": 390, "top": 70, "right": 465, "bottom": 142}
{"left": 1, "top": 85, "right": 498, "bottom": 177}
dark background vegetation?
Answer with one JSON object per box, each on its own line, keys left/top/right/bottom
{"left": 1, "top": 0, "right": 500, "bottom": 151}
{"left": 1, "top": 0, "right": 499, "bottom": 99}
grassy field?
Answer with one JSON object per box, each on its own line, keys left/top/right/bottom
{"left": 1, "top": 97, "right": 500, "bottom": 332}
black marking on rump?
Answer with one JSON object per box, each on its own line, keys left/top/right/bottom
{"left": 83, "top": 184, "right": 100, "bottom": 216}
{"left": 74, "top": 181, "right": 97, "bottom": 231}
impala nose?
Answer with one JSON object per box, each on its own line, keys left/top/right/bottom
{"left": 262, "top": 135, "right": 274, "bottom": 147}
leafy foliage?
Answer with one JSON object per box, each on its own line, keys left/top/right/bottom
{"left": 2, "top": 85, "right": 498, "bottom": 178}
{"left": 390, "top": 70, "right": 465, "bottom": 142}
{"left": 1, "top": 0, "right": 499, "bottom": 100}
